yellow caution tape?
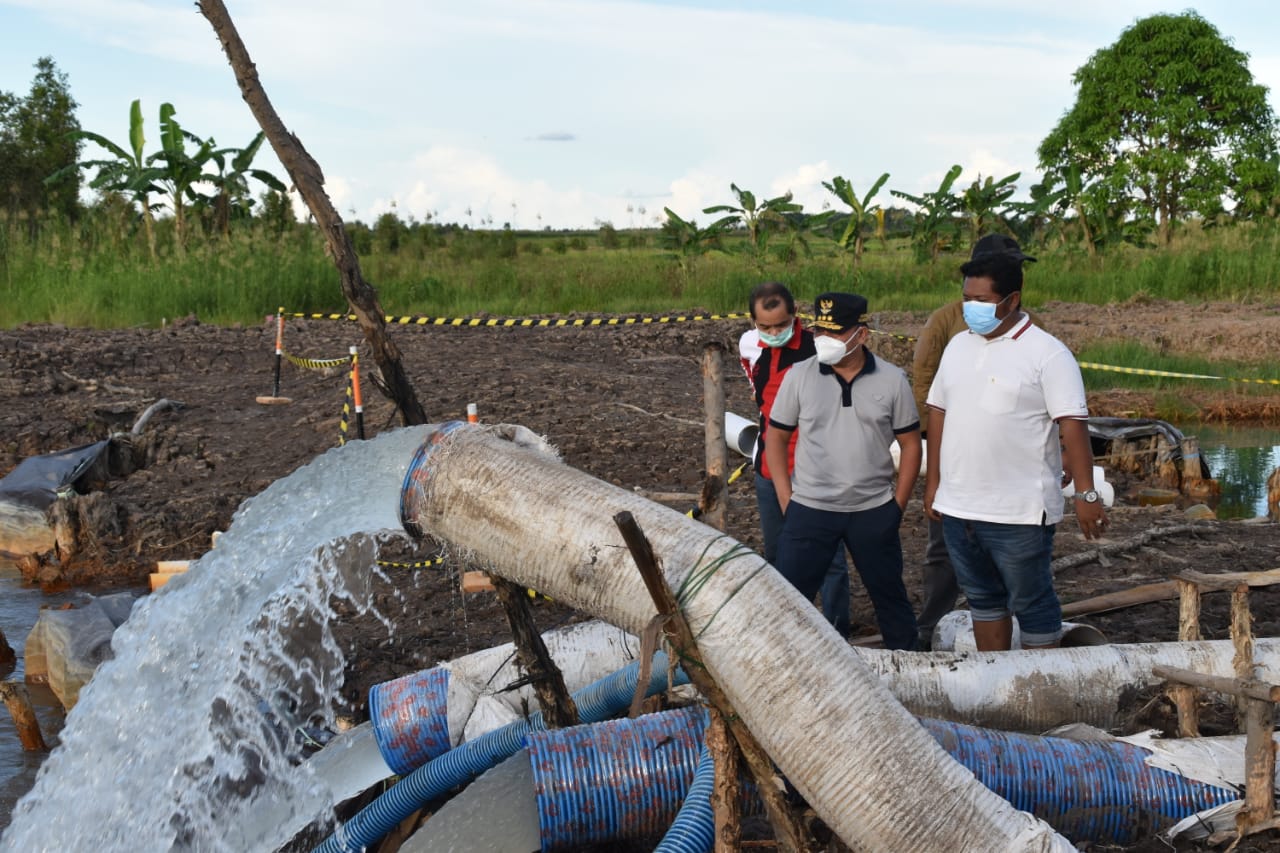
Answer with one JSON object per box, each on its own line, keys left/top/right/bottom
{"left": 1078, "top": 362, "right": 1280, "bottom": 386}
{"left": 283, "top": 349, "right": 351, "bottom": 370}
{"left": 288, "top": 310, "right": 752, "bottom": 326}
{"left": 376, "top": 556, "right": 445, "bottom": 569}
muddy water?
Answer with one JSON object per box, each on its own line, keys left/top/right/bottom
{"left": 1189, "top": 424, "right": 1280, "bottom": 519}
{"left": 0, "top": 560, "right": 78, "bottom": 830}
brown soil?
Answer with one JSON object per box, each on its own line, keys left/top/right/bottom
{"left": 2, "top": 299, "right": 1279, "bottom": 851}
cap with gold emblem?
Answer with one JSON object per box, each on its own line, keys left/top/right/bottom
{"left": 811, "top": 292, "right": 869, "bottom": 332}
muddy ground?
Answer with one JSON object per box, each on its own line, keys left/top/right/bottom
{"left": 2, "top": 297, "right": 1280, "bottom": 851}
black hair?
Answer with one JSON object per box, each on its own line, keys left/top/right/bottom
{"left": 959, "top": 253, "right": 1025, "bottom": 298}
{"left": 748, "top": 281, "right": 795, "bottom": 318}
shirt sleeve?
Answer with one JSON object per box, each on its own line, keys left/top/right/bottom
{"left": 911, "top": 311, "right": 948, "bottom": 416}
{"left": 924, "top": 347, "right": 952, "bottom": 412}
{"left": 738, "top": 329, "right": 761, "bottom": 388}
{"left": 891, "top": 371, "right": 921, "bottom": 433}
{"left": 1041, "top": 345, "right": 1089, "bottom": 420}
{"left": 768, "top": 364, "right": 801, "bottom": 429}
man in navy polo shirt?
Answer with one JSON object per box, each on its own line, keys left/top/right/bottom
{"left": 764, "top": 292, "right": 922, "bottom": 649}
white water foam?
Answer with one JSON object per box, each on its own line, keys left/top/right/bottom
{"left": 0, "top": 425, "right": 432, "bottom": 852}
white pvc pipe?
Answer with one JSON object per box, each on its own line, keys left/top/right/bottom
{"left": 403, "top": 424, "right": 1071, "bottom": 852}
{"left": 723, "top": 411, "right": 758, "bottom": 460}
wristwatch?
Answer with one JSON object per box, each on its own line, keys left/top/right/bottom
{"left": 1073, "top": 489, "right": 1100, "bottom": 504}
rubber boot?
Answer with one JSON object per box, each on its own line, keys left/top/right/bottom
{"left": 971, "top": 616, "right": 1013, "bottom": 651}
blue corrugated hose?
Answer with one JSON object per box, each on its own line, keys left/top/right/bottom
{"left": 653, "top": 740, "right": 716, "bottom": 853}
{"left": 367, "top": 665, "right": 452, "bottom": 775}
{"left": 313, "top": 653, "right": 687, "bottom": 853}
{"left": 519, "top": 712, "right": 1239, "bottom": 849}
{"left": 527, "top": 705, "right": 711, "bottom": 851}
{"left": 919, "top": 717, "right": 1239, "bottom": 844}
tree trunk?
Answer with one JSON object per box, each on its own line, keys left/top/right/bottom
{"left": 196, "top": 0, "right": 428, "bottom": 425}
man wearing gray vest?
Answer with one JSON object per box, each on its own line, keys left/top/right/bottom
{"left": 764, "top": 292, "right": 922, "bottom": 649}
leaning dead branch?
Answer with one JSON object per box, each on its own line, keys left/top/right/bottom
{"left": 196, "top": 0, "right": 428, "bottom": 426}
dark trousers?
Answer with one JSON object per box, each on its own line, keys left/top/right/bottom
{"left": 775, "top": 497, "right": 918, "bottom": 650}
{"left": 755, "top": 474, "right": 850, "bottom": 636}
{"left": 916, "top": 515, "right": 959, "bottom": 649}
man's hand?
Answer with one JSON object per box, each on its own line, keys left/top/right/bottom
{"left": 1075, "top": 499, "right": 1108, "bottom": 540}
{"left": 923, "top": 483, "right": 941, "bottom": 522}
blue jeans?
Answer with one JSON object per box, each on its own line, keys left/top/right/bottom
{"left": 941, "top": 516, "right": 1061, "bottom": 646}
{"left": 775, "top": 496, "right": 917, "bottom": 649}
{"left": 755, "top": 474, "right": 850, "bottom": 637}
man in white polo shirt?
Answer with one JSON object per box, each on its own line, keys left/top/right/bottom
{"left": 765, "top": 292, "right": 922, "bottom": 649}
{"left": 923, "top": 238, "right": 1107, "bottom": 651}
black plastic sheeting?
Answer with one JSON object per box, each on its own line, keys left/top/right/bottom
{"left": 0, "top": 440, "right": 110, "bottom": 510}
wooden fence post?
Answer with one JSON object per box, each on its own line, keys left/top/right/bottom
{"left": 701, "top": 343, "right": 728, "bottom": 532}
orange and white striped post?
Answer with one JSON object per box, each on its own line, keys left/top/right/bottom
{"left": 271, "top": 307, "right": 285, "bottom": 398}
{"left": 349, "top": 346, "right": 366, "bottom": 440}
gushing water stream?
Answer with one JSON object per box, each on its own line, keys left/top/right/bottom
{"left": 0, "top": 426, "right": 432, "bottom": 852}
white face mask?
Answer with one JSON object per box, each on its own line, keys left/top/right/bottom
{"left": 815, "top": 329, "right": 858, "bottom": 365}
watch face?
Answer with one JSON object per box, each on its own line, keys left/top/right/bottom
{"left": 1083, "top": 490, "right": 1099, "bottom": 503}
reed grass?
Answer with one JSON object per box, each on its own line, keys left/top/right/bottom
{"left": 2, "top": 216, "right": 1278, "bottom": 331}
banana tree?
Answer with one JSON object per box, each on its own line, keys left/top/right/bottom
{"left": 820, "top": 172, "right": 889, "bottom": 268}
{"left": 201, "top": 131, "right": 286, "bottom": 236}
{"left": 1003, "top": 178, "right": 1068, "bottom": 251}
{"left": 47, "top": 99, "right": 161, "bottom": 258}
{"left": 890, "top": 164, "right": 963, "bottom": 263}
{"left": 702, "top": 183, "right": 799, "bottom": 269}
{"left": 660, "top": 207, "right": 729, "bottom": 283}
{"left": 145, "top": 103, "right": 215, "bottom": 253}
{"left": 960, "top": 172, "right": 1019, "bottom": 245}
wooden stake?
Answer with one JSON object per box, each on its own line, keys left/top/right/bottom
{"left": 613, "top": 511, "right": 811, "bottom": 853}
{"left": 1242, "top": 695, "right": 1277, "bottom": 832}
{"left": 1173, "top": 578, "right": 1202, "bottom": 737}
{"left": 492, "top": 578, "right": 579, "bottom": 729}
{"left": 707, "top": 707, "right": 742, "bottom": 853}
{"left": 1232, "top": 583, "right": 1255, "bottom": 734}
{"left": 700, "top": 343, "right": 728, "bottom": 532}
{"left": 0, "top": 681, "right": 46, "bottom": 751}
{"left": 1180, "top": 436, "right": 1203, "bottom": 490}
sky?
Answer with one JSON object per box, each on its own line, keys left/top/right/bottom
{"left": 2, "top": 0, "right": 1279, "bottom": 230}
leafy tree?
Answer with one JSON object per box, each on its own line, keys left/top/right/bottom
{"left": 1038, "top": 12, "right": 1280, "bottom": 246}
{"left": 890, "top": 164, "right": 963, "bottom": 263}
{"left": 50, "top": 98, "right": 161, "bottom": 258}
{"left": 702, "top": 183, "right": 798, "bottom": 269}
{"left": 1, "top": 57, "right": 82, "bottom": 232}
{"left": 820, "top": 173, "right": 889, "bottom": 267}
{"left": 372, "top": 210, "right": 405, "bottom": 253}
{"left": 257, "top": 188, "right": 295, "bottom": 236}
